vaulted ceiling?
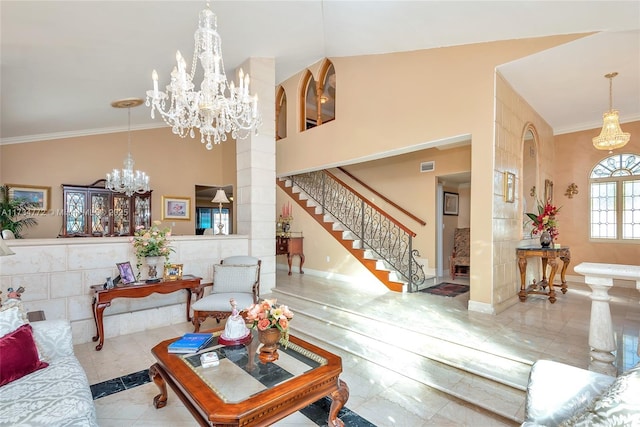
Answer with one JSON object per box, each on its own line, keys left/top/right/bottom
{"left": 1, "top": 1, "right": 638, "bottom": 144}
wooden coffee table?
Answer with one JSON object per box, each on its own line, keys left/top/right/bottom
{"left": 149, "top": 327, "right": 349, "bottom": 426}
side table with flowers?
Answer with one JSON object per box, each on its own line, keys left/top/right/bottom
{"left": 526, "top": 200, "right": 560, "bottom": 247}
{"left": 246, "top": 298, "right": 294, "bottom": 363}
{"left": 130, "top": 220, "right": 174, "bottom": 282}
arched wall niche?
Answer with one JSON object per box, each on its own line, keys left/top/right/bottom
{"left": 318, "top": 59, "right": 336, "bottom": 124}
{"left": 276, "top": 86, "right": 287, "bottom": 140}
{"left": 299, "top": 70, "right": 317, "bottom": 131}
{"left": 521, "top": 123, "right": 539, "bottom": 238}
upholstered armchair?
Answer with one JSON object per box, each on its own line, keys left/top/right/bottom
{"left": 449, "top": 227, "right": 470, "bottom": 280}
{"left": 191, "top": 256, "right": 261, "bottom": 332}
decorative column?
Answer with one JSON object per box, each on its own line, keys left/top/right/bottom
{"left": 235, "top": 57, "right": 276, "bottom": 294}
{"left": 575, "top": 262, "right": 640, "bottom": 376}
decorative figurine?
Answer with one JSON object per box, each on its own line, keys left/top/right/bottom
{"left": 218, "top": 298, "right": 251, "bottom": 346}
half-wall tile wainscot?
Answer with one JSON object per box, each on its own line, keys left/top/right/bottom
{"left": 0, "top": 235, "right": 249, "bottom": 344}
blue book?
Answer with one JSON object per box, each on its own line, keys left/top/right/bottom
{"left": 168, "top": 333, "right": 214, "bottom": 354}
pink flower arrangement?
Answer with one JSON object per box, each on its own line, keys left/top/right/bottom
{"left": 246, "top": 298, "right": 294, "bottom": 345}
{"left": 526, "top": 200, "right": 560, "bottom": 240}
{"left": 130, "top": 220, "right": 173, "bottom": 278}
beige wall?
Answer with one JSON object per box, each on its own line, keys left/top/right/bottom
{"left": 554, "top": 120, "right": 640, "bottom": 268}
{"left": 1, "top": 128, "right": 236, "bottom": 238}
{"left": 276, "top": 35, "right": 585, "bottom": 308}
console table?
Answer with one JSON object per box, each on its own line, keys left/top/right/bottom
{"left": 276, "top": 235, "right": 304, "bottom": 275}
{"left": 91, "top": 275, "right": 203, "bottom": 350}
{"left": 516, "top": 247, "right": 571, "bottom": 303}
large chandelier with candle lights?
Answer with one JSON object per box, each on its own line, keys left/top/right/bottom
{"left": 146, "top": 3, "right": 261, "bottom": 150}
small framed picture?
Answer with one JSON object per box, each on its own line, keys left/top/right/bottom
{"left": 7, "top": 184, "right": 51, "bottom": 211}
{"left": 504, "top": 171, "right": 515, "bottom": 203}
{"left": 443, "top": 192, "right": 459, "bottom": 216}
{"left": 544, "top": 179, "right": 554, "bottom": 203}
{"left": 163, "top": 263, "right": 183, "bottom": 281}
{"left": 116, "top": 261, "right": 136, "bottom": 285}
{"left": 162, "top": 196, "right": 191, "bottom": 221}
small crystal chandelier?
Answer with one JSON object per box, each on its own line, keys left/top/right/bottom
{"left": 592, "top": 72, "right": 631, "bottom": 151}
{"left": 146, "top": 3, "right": 261, "bottom": 150}
{"left": 106, "top": 98, "right": 150, "bottom": 196}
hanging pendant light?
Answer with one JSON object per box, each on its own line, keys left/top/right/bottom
{"left": 592, "top": 72, "right": 631, "bottom": 151}
{"left": 105, "top": 98, "right": 150, "bottom": 196}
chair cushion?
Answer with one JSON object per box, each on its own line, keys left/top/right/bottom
{"left": 452, "top": 257, "right": 470, "bottom": 266}
{"left": 223, "top": 256, "right": 259, "bottom": 266}
{"left": 211, "top": 264, "right": 258, "bottom": 294}
{"left": 560, "top": 362, "right": 640, "bottom": 426}
{"left": 0, "top": 323, "right": 49, "bottom": 386}
{"left": 192, "top": 292, "right": 255, "bottom": 312}
{"left": 0, "top": 300, "right": 29, "bottom": 337}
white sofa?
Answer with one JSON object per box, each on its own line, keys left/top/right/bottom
{"left": 0, "top": 303, "right": 97, "bottom": 427}
{"left": 522, "top": 359, "right": 640, "bottom": 426}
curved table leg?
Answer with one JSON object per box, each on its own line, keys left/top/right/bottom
{"left": 518, "top": 256, "right": 527, "bottom": 302}
{"left": 92, "top": 302, "right": 110, "bottom": 351}
{"left": 559, "top": 252, "right": 571, "bottom": 294}
{"left": 287, "top": 253, "right": 293, "bottom": 275}
{"left": 149, "top": 363, "right": 168, "bottom": 409}
{"left": 299, "top": 253, "right": 305, "bottom": 274}
{"left": 328, "top": 379, "right": 349, "bottom": 427}
{"left": 547, "top": 258, "right": 558, "bottom": 303}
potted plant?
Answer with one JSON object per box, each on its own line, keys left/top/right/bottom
{"left": 0, "top": 185, "right": 38, "bottom": 238}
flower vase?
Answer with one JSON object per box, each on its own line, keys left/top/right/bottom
{"left": 258, "top": 328, "right": 281, "bottom": 363}
{"left": 539, "top": 230, "right": 552, "bottom": 248}
{"left": 144, "top": 256, "right": 164, "bottom": 283}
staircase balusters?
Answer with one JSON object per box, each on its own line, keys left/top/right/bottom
{"left": 288, "top": 170, "right": 426, "bottom": 291}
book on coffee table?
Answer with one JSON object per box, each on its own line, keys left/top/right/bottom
{"left": 168, "top": 333, "right": 214, "bottom": 354}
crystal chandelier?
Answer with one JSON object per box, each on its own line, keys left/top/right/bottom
{"left": 592, "top": 72, "right": 631, "bottom": 151}
{"left": 146, "top": 4, "right": 261, "bottom": 150}
{"left": 106, "top": 99, "right": 150, "bottom": 196}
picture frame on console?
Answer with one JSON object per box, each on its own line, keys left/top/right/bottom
{"left": 8, "top": 184, "right": 51, "bottom": 211}
{"left": 116, "top": 261, "right": 136, "bottom": 284}
{"left": 163, "top": 263, "right": 183, "bottom": 281}
{"left": 162, "top": 196, "right": 191, "bottom": 221}
{"left": 443, "top": 192, "right": 459, "bottom": 216}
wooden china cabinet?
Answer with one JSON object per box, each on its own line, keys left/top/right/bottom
{"left": 60, "top": 179, "right": 151, "bottom": 237}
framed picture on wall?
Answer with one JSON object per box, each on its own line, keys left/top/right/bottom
{"left": 544, "top": 179, "right": 554, "bottom": 203}
{"left": 162, "top": 196, "right": 191, "bottom": 221}
{"left": 443, "top": 192, "right": 459, "bottom": 216}
{"left": 7, "top": 184, "right": 51, "bottom": 211}
{"left": 504, "top": 172, "right": 515, "bottom": 203}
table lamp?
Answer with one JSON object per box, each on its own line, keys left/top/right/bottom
{"left": 211, "top": 189, "right": 230, "bottom": 235}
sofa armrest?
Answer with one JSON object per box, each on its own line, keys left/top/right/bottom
{"left": 523, "top": 360, "right": 615, "bottom": 426}
{"left": 31, "top": 319, "right": 75, "bottom": 361}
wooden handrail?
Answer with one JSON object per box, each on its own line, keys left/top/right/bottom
{"left": 323, "top": 170, "right": 417, "bottom": 237}
{"left": 337, "top": 167, "right": 427, "bottom": 226}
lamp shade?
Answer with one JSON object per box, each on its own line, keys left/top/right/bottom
{"left": 211, "top": 189, "right": 230, "bottom": 204}
{"left": 0, "top": 238, "right": 15, "bottom": 256}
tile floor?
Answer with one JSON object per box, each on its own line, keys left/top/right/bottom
{"left": 75, "top": 271, "right": 640, "bottom": 426}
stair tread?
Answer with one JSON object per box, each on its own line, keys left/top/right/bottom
{"left": 280, "top": 300, "right": 525, "bottom": 423}
{"left": 275, "top": 289, "right": 530, "bottom": 388}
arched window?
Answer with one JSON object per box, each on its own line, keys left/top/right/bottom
{"left": 300, "top": 71, "right": 317, "bottom": 131}
{"left": 590, "top": 153, "right": 640, "bottom": 240}
{"left": 276, "top": 86, "right": 287, "bottom": 140}
{"left": 318, "top": 61, "right": 336, "bottom": 124}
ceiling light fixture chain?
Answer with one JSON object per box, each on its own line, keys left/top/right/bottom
{"left": 106, "top": 98, "right": 150, "bottom": 197}
{"left": 592, "top": 72, "right": 631, "bottom": 151}
{"left": 146, "top": 3, "right": 261, "bottom": 150}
